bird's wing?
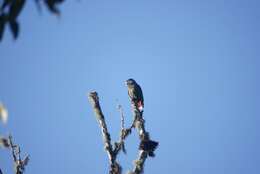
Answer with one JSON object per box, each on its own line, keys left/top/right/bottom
{"left": 136, "top": 84, "right": 144, "bottom": 105}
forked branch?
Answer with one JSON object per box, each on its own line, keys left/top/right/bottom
{"left": 88, "top": 80, "right": 158, "bottom": 174}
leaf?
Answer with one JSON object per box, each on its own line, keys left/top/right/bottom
{"left": 0, "top": 103, "right": 8, "bottom": 124}
{"left": 44, "top": 0, "right": 64, "bottom": 15}
{"left": 0, "top": 15, "right": 6, "bottom": 41}
{"left": 9, "top": 0, "right": 26, "bottom": 20}
{"left": 0, "top": 137, "right": 10, "bottom": 148}
{"left": 1, "top": 0, "right": 13, "bottom": 10}
{"left": 9, "top": 20, "right": 19, "bottom": 39}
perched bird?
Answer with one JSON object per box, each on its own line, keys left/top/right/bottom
{"left": 125, "top": 79, "right": 144, "bottom": 112}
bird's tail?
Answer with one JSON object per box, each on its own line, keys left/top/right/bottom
{"left": 137, "top": 101, "right": 144, "bottom": 112}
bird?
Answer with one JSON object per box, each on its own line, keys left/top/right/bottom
{"left": 125, "top": 79, "right": 144, "bottom": 112}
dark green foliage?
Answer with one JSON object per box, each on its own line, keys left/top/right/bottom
{"left": 44, "top": 0, "right": 64, "bottom": 15}
{"left": 0, "top": 0, "right": 65, "bottom": 41}
{"left": 0, "top": 15, "right": 6, "bottom": 40}
{"left": 0, "top": 0, "right": 25, "bottom": 40}
{"left": 8, "top": 0, "right": 25, "bottom": 20}
{"left": 9, "top": 19, "right": 18, "bottom": 38}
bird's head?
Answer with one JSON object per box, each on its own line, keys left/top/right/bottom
{"left": 125, "top": 78, "right": 136, "bottom": 88}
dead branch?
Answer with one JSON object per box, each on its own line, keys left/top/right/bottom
{"left": 88, "top": 80, "right": 159, "bottom": 174}
{"left": 0, "top": 134, "right": 29, "bottom": 174}
{"left": 113, "top": 104, "right": 134, "bottom": 155}
{"left": 8, "top": 135, "right": 29, "bottom": 174}
{"left": 88, "top": 92, "right": 121, "bottom": 174}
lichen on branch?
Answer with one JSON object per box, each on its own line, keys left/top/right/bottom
{"left": 88, "top": 91, "right": 121, "bottom": 174}
{"left": 130, "top": 105, "right": 158, "bottom": 174}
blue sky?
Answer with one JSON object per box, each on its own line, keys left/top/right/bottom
{"left": 0, "top": 0, "right": 259, "bottom": 174}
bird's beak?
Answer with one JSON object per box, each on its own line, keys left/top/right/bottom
{"left": 125, "top": 81, "right": 128, "bottom": 86}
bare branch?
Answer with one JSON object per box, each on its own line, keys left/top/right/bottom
{"left": 113, "top": 104, "right": 133, "bottom": 155}
{"left": 118, "top": 104, "right": 125, "bottom": 130}
{"left": 88, "top": 91, "right": 121, "bottom": 174}
{"left": 8, "top": 135, "right": 29, "bottom": 174}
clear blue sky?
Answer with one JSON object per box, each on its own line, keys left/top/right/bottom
{"left": 0, "top": 0, "right": 259, "bottom": 174}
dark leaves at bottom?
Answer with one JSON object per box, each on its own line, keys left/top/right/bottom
{"left": 0, "top": 15, "right": 6, "bottom": 41}
{"left": 9, "top": 20, "right": 19, "bottom": 39}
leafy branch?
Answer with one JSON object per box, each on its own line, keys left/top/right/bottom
{"left": 0, "top": 0, "right": 65, "bottom": 41}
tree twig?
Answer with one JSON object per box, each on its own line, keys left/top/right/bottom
{"left": 8, "top": 135, "right": 29, "bottom": 174}
{"left": 113, "top": 104, "right": 133, "bottom": 156}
